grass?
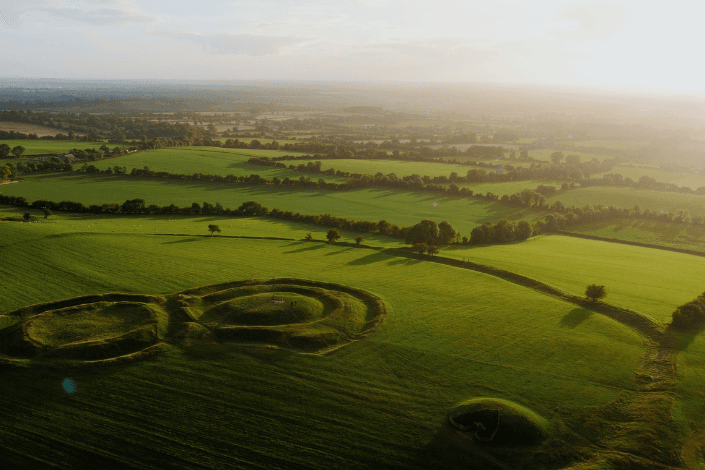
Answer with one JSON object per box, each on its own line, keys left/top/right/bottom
{"left": 0, "top": 221, "right": 647, "bottom": 468}
{"left": 0, "top": 122, "right": 80, "bottom": 137}
{"left": 89, "top": 147, "right": 345, "bottom": 182}
{"left": 607, "top": 164, "right": 705, "bottom": 190}
{"left": 26, "top": 302, "right": 156, "bottom": 347}
{"left": 567, "top": 218, "right": 705, "bottom": 254}
{"left": 547, "top": 186, "right": 705, "bottom": 217}
{"left": 0, "top": 173, "right": 544, "bottom": 237}
{"left": 442, "top": 234, "right": 705, "bottom": 323}
{"left": 0, "top": 139, "right": 106, "bottom": 155}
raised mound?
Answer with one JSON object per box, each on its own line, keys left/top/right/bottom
{"left": 449, "top": 398, "right": 550, "bottom": 447}
{"left": 178, "top": 279, "right": 386, "bottom": 353}
{"left": 202, "top": 292, "right": 325, "bottom": 326}
{"left": 0, "top": 295, "right": 167, "bottom": 366}
{"left": 0, "top": 279, "right": 387, "bottom": 365}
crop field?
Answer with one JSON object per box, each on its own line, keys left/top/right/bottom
{"left": 0, "top": 173, "right": 543, "bottom": 237}
{"left": 547, "top": 186, "right": 705, "bottom": 217}
{"left": 0, "top": 220, "right": 657, "bottom": 468}
{"left": 88, "top": 148, "right": 345, "bottom": 182}
{"left": 0, "top": 139, "right": 106, "bottom": 155}
{"left": 443, "top": 234, "right": 705, "bottom": 322}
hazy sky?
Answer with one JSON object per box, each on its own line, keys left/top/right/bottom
{"left": 1, "top": 0, "right": 703, "bottom": 95}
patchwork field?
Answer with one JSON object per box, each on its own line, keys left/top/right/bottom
{"left": 608, "top": 164, "right": 705, "bottom": 190}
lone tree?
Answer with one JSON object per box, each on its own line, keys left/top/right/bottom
{"left": 355, "top": 235, "right": 364, "bottom": 246}
{"left": 23, "top": 212, "right": 31, "bottom": 221}
{"left": 326, "top": 228, "right": 341, "bottom": 243}
{"left": 208, "top": 224, "right": 221, "bottom": 236}
{"left": 427, "top": 245, "right": 439, "bottom": 256}
{"left": 414, "top": 242, "right": 428, "bottom": 255}
{"left": 304, "top": 232, "right": 313, "bottom": 241}
{"left": 43, "top": 208, "right": 52, "bottom": 219}
{"left": 550, "top": 151, "right": 564, "bottom": 164}
{"left": 585, "top": 284, "right": 606, "bottom": 303}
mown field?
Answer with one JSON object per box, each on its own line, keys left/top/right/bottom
{"left": 442, "top": 235, "right": 705, "bottom": 322}
{"left": 89, "top": 148, "right": 344, "bottom": 182}
{"left": 0, "top": 204, "right": 406, "bottom": 248}
{"left": 0, "top": 139, "right": 106, "bottom": 155}
{"left": 0, "top": 173, "right": 543, "bottom": 237}
{"left": 608, "top": 164, "right": 705, "bottom": 190}
{"left": 547, "top": 186, "right": 705, "bottom": 218}
{"left": 567, "top": 218, "right": 705, "bottom": 254}
{"left": 0, "top": 219, "right": 648, "bottom": 469}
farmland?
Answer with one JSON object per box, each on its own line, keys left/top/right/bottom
{"left": 546, "top": 186, "right": 705, "bottom": 217}
{"left": 443, "top": 235, "right": 705, "bottom": 322}
{"left": 0, "top": 139, "right": 106, "bottom": 155}
{"left": 0, "top": 219, "right": 657, "bottom": 469}
{"left": 0, "top": 173, "right": 543, "bottom": 237}
{"left": 3, "top": 91, "right": 705, "bottom": 470}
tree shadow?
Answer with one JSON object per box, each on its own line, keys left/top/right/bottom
{"left": 559, "top": 308, "right": 592, "bottom": 328}
{"left": 386, "top": 257, "right": 422, "bottom": 266}
{"left": 283, "top": 243, "right": 327, "bottom": 254}
{"left": 160, "top": 237, "right": 204, "bottom": 244}
{"left": 346, "top": 251, "right": 389, "bottom": 266}
{"left": 663, "top": 322, "right": 705, "bottom": 351}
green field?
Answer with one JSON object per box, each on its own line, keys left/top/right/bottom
{"left": 0, "top": 173, "right": 544, "bottom": 237}
{"left": 547, "top": 186, "right": 705, "bottom": 217}
{"left": 0, "top": 139, "right": 107, "bottom": 155}
{"left": 442, "top": 235, "right": 705, "bottom": 322}
{"left": 89, "top": 148, "right": 344, "bottom": 182}
{"left": 608, "top": 164, "right": 705, "bottom": 190}
{"left": 567, "top": 218, "right": 705, "bottom": 253}
{"left": 0, "top": 220, "right": 651, "bottom": 468}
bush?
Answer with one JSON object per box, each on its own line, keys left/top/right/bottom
{"left": 671, "top": 292, "right": 705, "bottom": 329}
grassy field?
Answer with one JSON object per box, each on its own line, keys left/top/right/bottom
{"left": 0, "top": 220, "right": 648, "bottom": 469}
{"left": 607, "top": 164, "right": 705, "bottom": 190}
{"left": 567, "top": 218, "right": 705, "bottom": 253}
{"left": 0, "top": 139, "right": 107, "bottom": 155}
{"left": 547, "top": 186, "right": 705, "bottom": 217}
{"left": 89, "top": 148, "right": 345, "bottom": 182}
{"left": 0, "top": 204, "right": 407, "bottom": 247}
{"left": 442, "top": 234, "right": 705, "bottom": 323}
{"left": 0, "top": 122, "right": 82, "bottom": 137}
{"left": 561, "top": 139, "right": 646, "bottom": 150}
{"left": 0, "top": 173, "right": 544, "bottom": 237}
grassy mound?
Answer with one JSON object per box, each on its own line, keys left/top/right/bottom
{"left": 26, "top": 302, "right": 156, "bottom": 347}
{"left": 449, "top": 398, "right": 551, "bottom": 447}
{"left": 202, "top": 292, "right": 325, "bottom": 326}
{"left": 0, "top": 296, "right": 167, "bottom": 365}
{"left": 179, "top": 278, "right": 387, "bottom": 353}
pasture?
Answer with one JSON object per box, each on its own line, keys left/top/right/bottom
{"left": 0, "top": 173, "right": 543, "bottom": 237}
{"left": 88, "top": 147, "right": 344, "bottom": 182}
{"left": 0, "top": 220, "right": 654, "bottom": 468}
{"left": 0, "top": 139, "right": 106, "bottom": 155}
{"left": 0, "top": 122, "right": 80, "bottom": 137}
{"left": 609, "top": 164, "right": 705, "bottom": 190}
{"left": 546, "top": 186, "right": 705, "bottom": 218}
{"left": 443, "top": 234, "right": 705, "bottom": 322}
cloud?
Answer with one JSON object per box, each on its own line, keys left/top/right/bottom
{"left": 33, "top": 0, "right": 156, "bottom": 26}
{"left": 151, "top": 30, "right": 316, "bottom": 56}
{"left": 0, "top": 0, "right": 28, "bottom": 27}
{"left": 554, "top": 1, "right": 629, "bottom": 41}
